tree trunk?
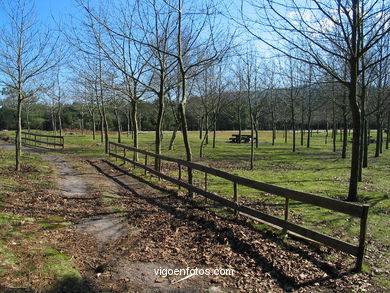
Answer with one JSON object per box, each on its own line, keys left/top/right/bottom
{"left": 26, "top": 107, "right": 30, "bottom": 132}
{"left": 271, "top": 111, "right": 276, "bottom": 145}
{"left": 212, "top": 113, "right": 217, "bottom": 148}
{"left": 51, "top": 108, "right": 57, "bottom": 135}
{"left": 57, "top": 101, "right": 63, "bottom": 137}
{"left": 254, "top": 121, "right": 259, "bottom": 148}
{"left": 199, "top": 115, "right": 203, "bottom": 139}
{"left": 386, "top": 113, "right": 389, "bottom": 150}
{"left": 92, "top": 111, "right": 96, "bottom": 140}
{"left": 114, "top": 108, "right": 122, "bottom": 144}
{"left": 332, "top": 100, "right": 336, "bottom": 152}
{"left": 102, "top": 106, "right": 109, "bottom": 154}
{"left": 306, "top": 112, "right": 311, "bottom": 148}
{"left": 238, "top": 110, "right": 242, "bottom": 144}
{"left": 205, "top": 114, "right": 209, "bottom": 145}
{"left": 131, "top": 100, "right": 139, "bottom": 161}
{"left": 284, "top": 121, "right": 288, "bottom": 143}
{"left": 292, "top": 105, "right": 296, "bottom": 152}
{"left": 342, "top": 107, "right": 348, "bottom": 159}
{"left": 380, "top": 127, "right": 383, "bottom": 154}
{"left": 346, "top": 42, "right": 361, "bottom": 202}
{"left": 363, "top": 119, "right": 368, "bottom": 168}
{"left": 80, "top": 111, "right": 84, "bottom": 135}
{"left": 155, "top": 91, "right": 165, "bottom": 171}
{"left": 375, "top": 114, "right": 381, "bottom": 157}
{"left": 100, "top": 113, "right": 104, "bottom": 143}
{"left": 168, "top": 123, "right": 180, "bottom": 150}
{"left": 15, "top": 98, "right": 22, "bottom": 171}
{"left": 200, "top": 126, "right": 209, "bottom": 158}
{"left": 300, "top": 104, "right": 304, "bottom": 146}
{"left": 325, "top": 121, "right": 329, "bottom": 144}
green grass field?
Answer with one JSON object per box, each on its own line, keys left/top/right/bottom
{"left": 1, "top": 128, "right": 389, "bottom": 287}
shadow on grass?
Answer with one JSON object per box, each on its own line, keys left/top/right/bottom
{"left": 0, "top": 275, "right": 90, "bottom": 293}
{"left": 91, "top": 159, "right": 356, "bottom": 292}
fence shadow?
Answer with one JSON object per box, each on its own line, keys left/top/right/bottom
{"left": 90, "top": 160, "right": 355, "bottom": 291}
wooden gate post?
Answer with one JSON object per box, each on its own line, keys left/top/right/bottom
{"left": 356, "top": 204, "right": 369, "bottom": 272}
{"left": 233, "top": 182, "right": 238, "bottom": 215}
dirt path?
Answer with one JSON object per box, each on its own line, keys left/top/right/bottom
{"left": 0, "top": 141, "right": 373, "bottom": 292}
{"left": 0, "top": 141, "right": 87, "bottom": 196}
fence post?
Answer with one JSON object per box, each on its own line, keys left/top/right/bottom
{"left": 188, "top": 167, "right": 193, "bottom": 197}
{"left": 123, "top": 148, "right": 126, "bottom": 164}
{"left": 204, "top": 172, "right": 208, "bottom": 191}
{"left": 115, "top": 144, "right": 118, "bottom": 161}
{"left": 282, "top": 198, "right": 290, "bottom": 235}
{"left": 356, "top": 204, "right": 369, "bottom": 272}
{"left": 108, "top": 142, "right": 111, "bottom": 158}
{"left": 233, "top": 182, "right": 238, "bottom": 215}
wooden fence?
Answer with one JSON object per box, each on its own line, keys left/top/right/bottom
{"left": 21, "top": 132, "right": 64, "bottom": 150}
{"left": 108, "top": 141, "right": 369, "bottom": 272}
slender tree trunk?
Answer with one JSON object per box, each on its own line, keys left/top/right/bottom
{"left": 92, "top": 111, "right": 96, "bottom": 140}
{"left": 200, "top": 125, "right": 209, "bottom": 158}
{"left": 199, "top": 115, "right": 203, "bottom": 139}
{"left": 155, "top": 91, "right": 165, "bottom": 171}
{"left": 307, "top": 112, "right": 311, "bottom": 148}
{"left": 332, "top": 100, "right": 336, "bottom": 152}
{"left": 168, "top": 123, "right": 180, "bottom": 150}
{"left": 212, "top": 113, "right": 217, "bottom": 148}
{"left": 300, "top": 104, "right": 304, "bottom": 146}
{"left": 254, "top": 121, "right": 259, "bottom": 148}
{"left": 131, "top": 100, "right": 139, "bottom": 161}
{"left": 114, "top": 108, "right": 122, "bottom": 144}
{"left": 380, "top": 127, "right": 383, "bottom": 154}
{"left": 26, "top": 108, "right": 30, "bottom": 132}
{"left": 100, "top": 113, "right": 104, "bottom": 143}
{"left": 284, "top": 121, "right": 288, "bottom": 143}
{"left": 325, "top": 120, "right": 329, "bottom": 144}
{"left": 238, "top": 110, "right": 242, "bottom": 144}
{"left": 126, "top": 114, "right": 130, "bottom": 138}
{"left": 51, "top": 108, "right": 57, "bottom": 135}
{"left": 271, "top": 110, "right": 276, "bottom": 145}
{"left": 15, "top": 98, "right": 22, "bottom": 171}
{"left": 346, "top": 22, "right": 361, "bottom": 202}
{"left": 292, "top": 105, "right": 296, "bottom": 152}
{"left": 363, "top": 119, "right": 368, "bottom": 167}
{"left": 342, "top": 107, "right": 348, "bottom": 159}
{"left": 80, "top": 111, "right": 84, "bottom": 135}
{"left": 205, "top": 114, "right": 209, "bottom": 145}
{"left": 375, "top": 115, "right": 381, "bottom": 157}
{"left": 386, "top": 113, "right": 389, "bottom": 150}
{"left": 58, "top": 110, "right": 63, "bottom": 137}
{"left": 102, "top": 107, "right": 109, "bottom": 153}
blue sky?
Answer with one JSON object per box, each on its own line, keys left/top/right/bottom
{"left": 35, "top": 0, "right": 76, "bottom": 18}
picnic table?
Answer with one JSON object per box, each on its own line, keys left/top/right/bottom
{"left": 229, "top": 134, "right": 254, "bottom": 143}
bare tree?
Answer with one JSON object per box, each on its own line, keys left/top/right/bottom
{"left": 0, "top": 0, "right": 59, "bottom": 170}
{"left": 241, "top": 0, "right": 390, "bottom": 201}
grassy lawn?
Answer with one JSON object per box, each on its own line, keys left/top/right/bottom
{"left": 0, "top": 147, "right": 86, "bottom": 292}
{"left": 1, "top": 128, "right": 389, "bottom": 288}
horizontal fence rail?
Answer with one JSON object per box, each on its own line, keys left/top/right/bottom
{"left": 108, "top": 141, "right": 369, "bottom": 272}
{"left": 21, "top": 132, "right": 64, "bottom": 150}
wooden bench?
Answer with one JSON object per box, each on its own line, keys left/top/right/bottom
{"left": 368, "top": 136, "right": 376, "bottom": 144}
{"left": 229, "top": 134, "right": 253, "bottom": 143}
